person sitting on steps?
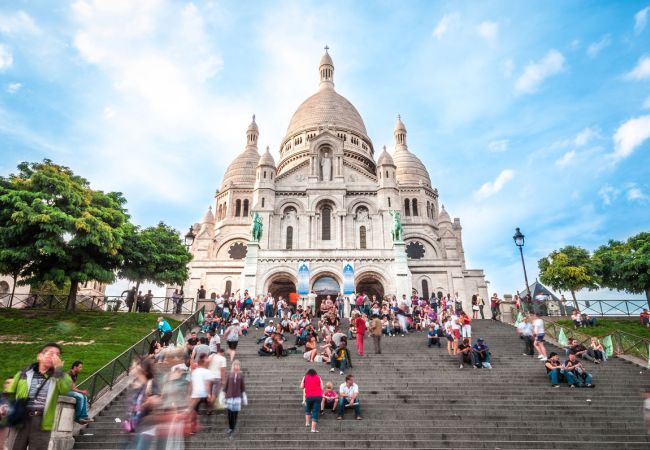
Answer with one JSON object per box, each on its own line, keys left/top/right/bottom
{"left": 427, "top": 323, "right": 441, "bottom": 348}
{"left": 564, "top": 353, "right": 595, "bottom": 388}
{"left": 330, "top": 337, "right": 352, "bottom": 375}
{"left": 337, "top": 374, "right": 362, "bottom": 421}
{"left": 458, "top": 338, "right": 473, "bottom": 368}
{"left": 545, "top": 352, "right": 576, "bottom": 388}
{"left": 472, "top": 338, "right": 492, "bottom": 369}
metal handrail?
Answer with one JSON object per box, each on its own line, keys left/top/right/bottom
{"left": 539, "top": 317, "right": 650, "bottom": 365}
{"left": 0, "top": 293, "right": 196, "bottom": 313}
{"left": 77, "top": 306, "right": 205, "bottom": 403}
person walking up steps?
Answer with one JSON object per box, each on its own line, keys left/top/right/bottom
{"left": 354, "top": 312, "right": 367, "bottom": 357}
{"left": 224, "top": 320, "right": 242, "bottom": 362}
{"left": 368, "top": 314, "right": 382, "bottom": 354}
{"left": 532, "top": 313, "right": 548, "bottom": 361}
{"left": 300, "top": 369, "right": 324, "bottom": 433}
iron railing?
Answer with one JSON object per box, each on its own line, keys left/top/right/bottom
{"left": 0, "top": 293, "right": 196, "bottom": 314}
{"left": 513, "top": 299, "right": 647, "bottom": 317}
{"left": 507, "top": 313, "right": 650, "bottom": 366}
{"left": 77, "top": 306, "right": 205, "bottom": 404}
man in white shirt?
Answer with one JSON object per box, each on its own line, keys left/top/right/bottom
{"left": 207, "top": 348, "right": 227, "bottom": 397}
{"left": 208, "top": 330, "right": 221, "bottom": 354}
{"left": 516, "top": 316, "right": 534, "bottom": 357}
{"left": 532, "top": 313, "right": 548, "bottom": 361}
{"left": 190, "top": 354, "right": 215, "bottom": 413}
{"left": 337, "top": 374, "right": 361, "bottom": 420}
{"left": 257, "top": 320, "right": 275, "bottom": 344}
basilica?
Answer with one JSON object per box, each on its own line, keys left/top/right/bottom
{"left": 183, "top": 49, "right": 488, "bottom": 312}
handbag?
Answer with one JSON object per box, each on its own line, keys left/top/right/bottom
{"left": 7, "top": 375, "right": 49, "bottom": 426}
{"left": 242, "top": 392, "right": 248, "bottom": 407}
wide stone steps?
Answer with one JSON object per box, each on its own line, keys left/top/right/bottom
{"left": 75, "top": 319, "right": 650, "bottom": 449}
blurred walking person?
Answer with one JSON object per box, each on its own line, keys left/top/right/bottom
{"left": 222, "top": 360, "right": 246, "bottom": 439}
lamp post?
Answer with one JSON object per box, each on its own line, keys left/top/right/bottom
{"left": 184, "top": 226, "right": 196, "bottom": 251}
{"left": 513, "top": 227, "right": 532, "bottom": 304}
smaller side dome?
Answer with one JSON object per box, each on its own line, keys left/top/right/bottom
{"left": 438, "top": 205, "right": 452, "bottom": 224}
{"left": 201, "top": 205, "right": 215, "bottom": 224}
{"left": 258, "top": 146, "right": 276, "bottom": 168}
{"left": 377, "top": 145, "right": 395, "bottom": 166}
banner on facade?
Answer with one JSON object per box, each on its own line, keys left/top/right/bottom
{"left": 342, "top": 262, "right": 355, "bottom": 295}
{"left": 297, "top": 262, "right": 310, "bottom": 295}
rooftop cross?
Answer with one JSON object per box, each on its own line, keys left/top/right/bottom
{"left": 324, "top": 45, "right": 329, "bottom": 52}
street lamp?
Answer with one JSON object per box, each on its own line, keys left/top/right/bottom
{"left": 184, "top": 226, "right": 196, "bottom": 251}
{"left": 513, "top": 227, "right": 532, "bottom": 303}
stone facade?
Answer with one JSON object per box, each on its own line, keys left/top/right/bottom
{"left": 182, "top": 49, "right": 488, "bottom": 312}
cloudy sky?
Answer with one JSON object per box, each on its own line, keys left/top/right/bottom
{"left": 1, "top": 1, "right": 649, "bottom": 299}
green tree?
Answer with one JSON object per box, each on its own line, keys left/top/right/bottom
{"left": 118, "top": 222, "right": 192, "bottom": 311}
{"left": 538, "top": 245, "right": 599, "bottom": 310}
{"left": 0, "top": 160, "right": 129, "bottom": 311}
{"left": 595, "top": 232, "right": 650, "bottom": 310}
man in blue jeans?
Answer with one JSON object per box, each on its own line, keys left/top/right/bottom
{"left": 67, "top": 361, "right": 93, "bottom": 424}
{"left": 565, "top": 353, "right": 595, "bottom": 388}
{"left": 337, "top": 374, "right": 362, "bottom": 420}
{"left": 544, "top": 352, "right": 575, "bottom": 388}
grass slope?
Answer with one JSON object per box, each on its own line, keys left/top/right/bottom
{"left": 0, "top": 310, "right": 179, "bottom": 383}
{"left": 556, "top": 318, "right": 650, "bottom": 340}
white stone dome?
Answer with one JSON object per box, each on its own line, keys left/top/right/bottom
{"left": 258, "top": 146, "right": 276, "bottom": 167}
{"left": 438, "top": 205, "right": 452, "bottom": 224}
{"left": 285, "top": 87, "right": 368, "bottom": 138}
{"left": 393, "top": 148, "right": 431, "bottom": 186}
{"left": 221, "top": 147, "right": 260, "bottom": 188}
{"left": 377, "top": 146, "right": 395, "bottom": 166}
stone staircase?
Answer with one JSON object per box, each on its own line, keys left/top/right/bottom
{"left": 74, "top": 320, "right": 650, "bottom": 449}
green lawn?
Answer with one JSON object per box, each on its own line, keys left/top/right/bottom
{"left": 556, "top": 318, "right": 650, "bottom": 340}
{"left": 0, "top": 309, "right": 179, "bottom": 383}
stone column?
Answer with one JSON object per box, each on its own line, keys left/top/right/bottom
{"left": 49, "top": 396, "right": 76, "bottom": 450}
{"left": 393, "top": 241, "right": 412, "bottom": 301}
{"left": 241, "top": 242, "right": 260, "bottom": 296}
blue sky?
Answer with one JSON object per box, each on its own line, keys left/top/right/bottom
{"left": 1, "top": 1, "right": 649, "bottom": 298}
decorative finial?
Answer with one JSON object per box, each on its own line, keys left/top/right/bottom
{"left": 324, "top": 45, "right": 329, "bottom": 53}
{"left": 266, "top": 145, "right": 270, "bottom": 152}
{"left": 252, "top": 114, "right": 256, "bottom": 122}
{"left": 397, "top": 114, "right": 401, "bottom": 119}
{"left": 383, "top": 145, "right": 387, "bottom": 151}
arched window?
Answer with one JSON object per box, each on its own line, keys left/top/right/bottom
{"left": 286, "top": 226, "right": 293, "bottom": 250}
{"left": 404, "top": 198, "right": 410, "bottom": 216}
{"left": 385, "top": 170, "right": 389, "bottom": 178}
{"left": 426, "top": 201, "right": 430, "bottom": 218}
{"left": 224, "top": 280, "right": 232, "bottom": 297}
{"left": 243, "top": 199, "right": 249, "bottom": 216}
{"left": 322, "top": 206, "right": 332, "bottom": 240}
{"left": 217, "top": 204, "right": 222, "bottom": 220}
{"left": 412, "top": 199, "right": 418, "bottom": 216}
{"left": 422, "top": 279, "right": 430, "bottom": 300}
{"left": 263, "top": 171, "right": 267, "bottom": 179}
{"left": 235, "top": 199, "right": 241, "bottom": 217}
{"left": 388, "top": 197, "right": 391, "bottom": 208}
{"left": 359, "top": 226, "right": 367, "bottom": 249}
{"left": 261, "top": 198, "right": 265, "bottom": 208}
{"left": 222, "top": 203, "right": 227, "bottom": 218}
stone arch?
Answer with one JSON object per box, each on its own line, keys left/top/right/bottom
{"left": 312, "top": 194, "right": 343, "bottom": 212}
{"left": 264, "top": 269, "right": 298, "bottom": 300}
{"left": 215, "top": 235, "right": 250, "bottom": 260}
{"left": 415, "top": 275, "right": 432, "bottom": 299}
{"left": 355, "top": 269, "right": 388, "bottom": 300}
{"left": 346, "top": 198, "right": 379, "bottom": 215}
{"left": 403, "top": 232, "right": 442, "bottom": 259}
{"left": 275, "top": 198, "right": 306, "bottom": 215}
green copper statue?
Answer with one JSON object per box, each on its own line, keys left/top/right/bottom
{"left": 250, "top": 211, "right": 263, "bottom": 242}
{"left": 389, "top": 210, "right": 403, "bottom": 242}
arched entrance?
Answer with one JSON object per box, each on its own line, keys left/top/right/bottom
{"left": 267, "top": 275, "right": 296, "bottom": 301}
{"left": 356, "top": 273, "right": 385, "bottom": 301}
{"left": 312, "top": 275, "right": 341, "bottom": 312}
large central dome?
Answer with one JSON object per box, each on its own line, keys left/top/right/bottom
{"left": 285, "top": 87, "right": 368, "bottom": 137}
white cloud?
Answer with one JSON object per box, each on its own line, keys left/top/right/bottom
{"left": 432, "top": 13, "right": 459, "bottom": 39}
{"left": 475, "top": 169, "right": 515, "bottom": 199}
{"left": 6, "top": 82, "right": 21, "bottom": 93}
{"left": 587, "top": 34, "right": 611, "bottom": 58}
{"left": 487, "top": 139, "right": 508, "bottom": 153}
{"left": 598, "top": 185, "right": 619, "bottom": 206}
{"left": 625, "top": 56, "right": 650, "bottom": 80}
{"left": 627, "top": 186, "right": 647, "bottom": 201}
{"left": 555, "top": 150, "right": 576, "bottom": 168}
{"left": 0, "top": 10, "right": 40, "bottom": 34}
{"left": 574, "top": 127, "right": 598, "bottom": 146}
{"left": 635, "top": 6, "right": 650, "bottom": 35}
{"left": 477, "top": 21, "right": 498, "bottom": 44}
{"left": 611, "top": 115, "right": 650, "bottom": 161}
{"left": 515, "top": 49, "right": 565, "bottom": 94}
{"left": 0, "top": 44, "right": 12, "bottom": 71}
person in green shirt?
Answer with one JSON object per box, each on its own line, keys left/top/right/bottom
{"left": 5, "top": 342, "right": 72, "bottom": 450}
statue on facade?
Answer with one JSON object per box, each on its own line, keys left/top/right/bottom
{"left": 250, "top": 211, "right": 263, "bottom": 242}
{"left": 321, "top": 151, "right": 332, "bottom": 181}
{"left": 389, "top": 210, "right": 403, "bottom": 242}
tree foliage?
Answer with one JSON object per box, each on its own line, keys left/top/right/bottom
{"left": 538, "top": 245, "right": 599, "bottom": 309}
{"left": 595, "top": 232, "right": 650, "bottom": 309}
{"left": 118, "top": 222, "right": 192, "bottom": 310}
{"left": 0, "top": 160, "right": 129, "bottom": 311}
